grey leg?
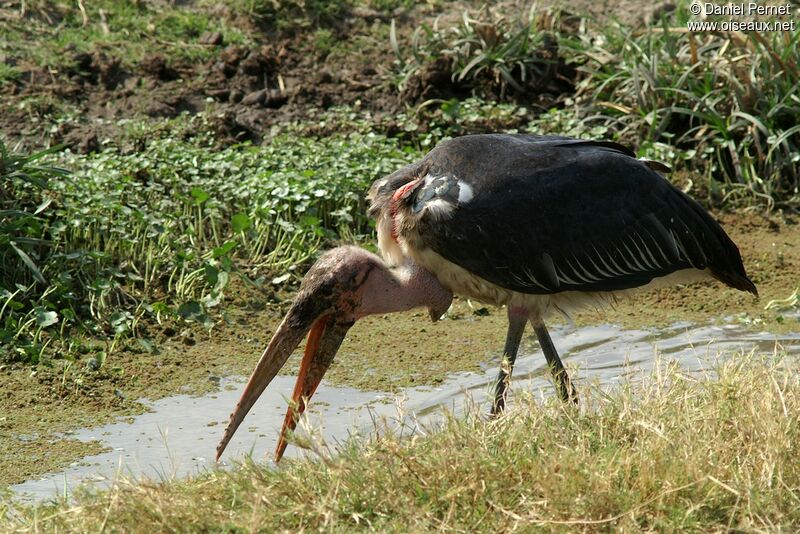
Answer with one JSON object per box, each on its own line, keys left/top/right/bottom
{"left": 490, "top": 307, "right": 528, "bottom": 415}
{"left": 532, "top": 320, "right": 578, "bottom": 404}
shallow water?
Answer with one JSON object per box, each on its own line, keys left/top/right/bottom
{"left": 12, "top": 317, "right": 800, "bottom": 502}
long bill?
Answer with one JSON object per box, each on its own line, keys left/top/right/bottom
{"left": 215, "top": 245, "right": 452, "bottom": 462}
{"left": 274, "top": 315, "right": 352, "bottom": 462}
{"left": 215, "top": 306, "right": 312, "bottom": 462}
{"left": 215, "top": 294, "right": 353, "bottom": 462}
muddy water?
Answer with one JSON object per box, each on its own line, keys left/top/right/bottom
{"left": 12, "top": 317, "right": 800, "bottom": 502}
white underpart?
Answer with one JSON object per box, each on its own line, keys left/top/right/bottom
{"left": 404, "top": 246, "right": 713, "bottom": 322}
{"left": 375, "top": 213, "right": 405, "bottom": 267}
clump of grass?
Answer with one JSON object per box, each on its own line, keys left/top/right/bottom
{"left": 0, "top": 139, "right": 70, "bottom": 363}
{"left": 2, "top": 0, "right": 250, "bottom": 70}
{"left": 6, "top": 352, "right": 798, "bottom": 530}
{"left": 393, "top": 5, "right": 569, "bottom": 101}
{"left": 563, "top": 8, "right": 800, "bottom": 208}
{"left": 233, "top": 0, "right": 352, "bottom": 33}
{"left": 0, "top": 63, "right": 21, "bottom": 86}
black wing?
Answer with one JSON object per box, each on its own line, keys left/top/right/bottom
{"left": 410, "top": 134, "right": 756, "bottom": 295}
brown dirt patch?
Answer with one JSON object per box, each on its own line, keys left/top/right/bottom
{"left": 1, "top": 29, "right": 401, "bottom": 151}
{"left": 0, "top": 0, "right": 673, "bottom": 152}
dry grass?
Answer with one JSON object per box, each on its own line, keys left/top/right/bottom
{"left": 4, "top": 351, "right": 800, "bottom": 532}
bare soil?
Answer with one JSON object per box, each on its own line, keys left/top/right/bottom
{"left": 0, "top": 0, "right": 670, "bottom": 152}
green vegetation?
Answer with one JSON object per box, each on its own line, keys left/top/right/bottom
{"left": 394, "top": 3, "right": 799, "bottom": 208}
{"left": 392, "top": 5, "right": 566, "bottom": 99}
{"left": 2, "top": 1, "right": 250, "bottom": 69}
{"left": 0, "top": 63, "right": 21, "bottom": 86}
{"left": 0, "top": 140, "right": 70, "bottom": 363}
{"left": 0, "top": 121, "right": 414, "bottom": 364}
{"left": 2, "top": 5, "right": 799, "bottom": 367}
{"left": 6, "top": 354, "right": 799, "bottom": 531}
{"left": 232, "top": 0, "right": 353, "bottom": 33}
{"left": 565, "top": 16, "right": 800, "bottom": 208}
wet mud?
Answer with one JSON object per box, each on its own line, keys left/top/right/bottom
{"left": 11, "top": 313, "right": 800, "bottom": 502}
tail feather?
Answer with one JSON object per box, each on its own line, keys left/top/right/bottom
{"left": 711, "top": 269, "right": 758, "bottom": 296}
{"left": 671, "top": 190, "right": 757, "bottom": 297}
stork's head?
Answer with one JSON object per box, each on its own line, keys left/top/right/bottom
{"left": 215, "top": 246, "right": 452, "bottom": 462}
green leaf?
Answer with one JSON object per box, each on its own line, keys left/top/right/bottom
{"left": 458, "top": 53, "right": 487, "bottom": 82}
{"left": 212, "top": 240, "right": 237, "bottom": 258}
{"left": 34, "top": 198, "right": 53, "bottom": 215}
{"left": 110, "top": 311, "right": 132, "bottom": 334}
{"left": 231, "top": 212, "right": 252, "bottom": 232}
{"left": 35, "top": 308, "right": 59, "bottom": 327}
{"left": 149, "top": 302, "right": 172, "bottom": 314}
{"left": 177, "top": 301, "right": 204, "bottom": 321}
{"left": 190, "top": 187, "right": 210, "bottom": 205}
{"left": 214, "top": 270, "right": 230, "bottom": 293}
{"left": 10, "top": 242, "right": 46, "bottom": 284}
{"left": 204, "top": 263, "right": 220, "bottom": 286}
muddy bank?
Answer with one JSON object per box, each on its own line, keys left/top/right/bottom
{"left": 1, "top": 211, "right": 798, "bottom": 487}
{"left": 12, "top": 312, "right": 800, "bottom": 502}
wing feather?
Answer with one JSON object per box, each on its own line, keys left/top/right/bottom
{"left": 407, "top": 134, "right": 756, "bottom": 295}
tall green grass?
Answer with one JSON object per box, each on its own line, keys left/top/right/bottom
{"left": 0, "top": 140, "right": 70, "bottom": 363}
{"left": 393, "top": 4, "right": 800, "bottom": 209}
{"left": 6, "top": 353, "right": 798, "bottom": 531}
{"left": 564, "top": 15, "right": 800, "bottom": 208}
{"left": 392, "top": 5, "right": 567, "bottom": 99}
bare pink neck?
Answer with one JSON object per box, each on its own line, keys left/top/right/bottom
{"left": 356, "top": 260, "right": 453, "bottom": 321}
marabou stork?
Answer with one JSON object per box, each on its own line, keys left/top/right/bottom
{"left": 216, "top": 134, "right": 757, "bottom": 462}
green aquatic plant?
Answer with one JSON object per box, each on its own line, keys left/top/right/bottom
{"left": 1, "top": 127, "right": 416, "bottom": 364}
